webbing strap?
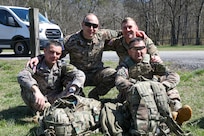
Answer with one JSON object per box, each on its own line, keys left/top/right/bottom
{"left": 150, "top": 81, "right": 190, "bottom": 136}
{"left": 130, "top": 82, "right": 159, "bottom": 135}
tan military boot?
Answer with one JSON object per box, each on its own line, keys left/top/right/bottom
{"left": 174, "top": 105, "right": 192, "bottom": 125}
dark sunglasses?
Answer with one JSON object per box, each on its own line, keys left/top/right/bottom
{"left": 129, "top": 46, "right": 146, "bottom": 51}
{"left": 84, "top": 21, "right": 98, "bottom": 28}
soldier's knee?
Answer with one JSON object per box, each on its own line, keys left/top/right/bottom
{"left": 167, "top": 88, "right": 181, "bottom": 100}
{"left": 102, "top": 67, "right": 116, "bottom": 77}
{"left": 169, "top": 99, "right": 182, "bottom": 112}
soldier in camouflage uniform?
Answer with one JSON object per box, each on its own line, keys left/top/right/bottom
{"left": 28, "top": 13, "right": 123, "bottom": 100}
{"left": 60, "top": 13, "right": 124, "bottom": 100}
{"left": 115, "top": 37, "right": 192, "bottom": 125}
{"left": 17, "top": 41, "right": 85, "bottom": 112}
{"left": 105, "top": 17, "right": 160, "bottom": 64}
{"left": 27, "top": 15, "right": 157, "bottom": 100}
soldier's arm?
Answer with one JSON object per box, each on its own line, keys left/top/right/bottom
{"left": 161, "top": 71, "right": 180, "bottom": 91}
{"left": 103, "top": 37, "right": 121, "bottom": 51}
{"left": 60, "top": 38, "right": 70, "bottom": 58}
{"left": 99, "top": 29, "right": 122, "bottom": 41}
{"left": 60, "top": 37, "right": 71, "bottom": 58}
{"left": 17, "top": 67, "right": 38, "bottom": 90}
{"left": 115, "top": 65, "right": 133, "bottom": 90}
{"left": 31, "top": 85, "right": 47, "bottom": 111}
{"left": 61, "top": 62, "right": 85, "bottom": 91}
{"left": 145, "top": 37, "right": 160, "bottom": 56}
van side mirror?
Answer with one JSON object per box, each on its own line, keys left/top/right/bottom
{"left": 50, "top": 19, "right": 58, "bottom": 25}
{"left": 8, "top": 17, "right": 16, "bottom": 26}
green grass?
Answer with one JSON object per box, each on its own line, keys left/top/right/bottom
{"left": 158, "top": 45, "right": 204, "bottom": 51}
{"left": 0, "top": 60, "right": 204, "bottom": 135}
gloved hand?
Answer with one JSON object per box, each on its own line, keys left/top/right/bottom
{"left": 115, "top": 76, "right": 133, "bottom": 90}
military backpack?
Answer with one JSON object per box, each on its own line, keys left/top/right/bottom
{"left": 100, "top": 80, "right": 191, "bottom": 136}
{"left": 36, "top": 94, "right": 101, "bottom": 136}
{"left": 126, "top": 80, "right": 190, "bottom": 136}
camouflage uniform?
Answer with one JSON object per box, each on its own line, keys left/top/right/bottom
{"left": 105, "top": 36, "right": 159, "bottom": 64}
{"left": 115, "top": 54, "right": 181, "bottom": 112}
{"left": 17, "top": 57, "right": 85, "bottom": 111}
{"left": 63, "top": 29, "right": 121, "bottom": 100}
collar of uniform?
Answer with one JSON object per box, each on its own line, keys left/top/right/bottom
{"left": 79, "top": 30, "right": 98, "bottom": 44}
{"left": 125, "top": 54, "right": 150, "bottom": 67}
{"left": 39, "top": 58, "right": 59, "bottom": 72}
{"left": 122, "top": 38, "right": 129, "bottom": 50}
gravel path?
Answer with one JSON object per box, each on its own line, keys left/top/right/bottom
{"left": 1, "top": 51, "right": 204, "bottom": 70}
{"left": 102, "top": 51, "right": 204, "bottom": 70}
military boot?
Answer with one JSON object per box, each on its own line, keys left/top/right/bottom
{"left": 172, "top": 105, "right": 192, "bottom": 125}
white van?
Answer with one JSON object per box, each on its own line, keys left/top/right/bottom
{"left": 0, "top": 5, "right": 64, "bottom": 55}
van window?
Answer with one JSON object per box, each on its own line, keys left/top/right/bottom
{"left": 0, "top": 10, "right": 7, "bottom": 25}
{"left": 10, "top": 8, "right": 50, "bottom": 23}
{"left": 10, "top": 8, "right": 29, "bottom": 22}
{"left": 0, "top": 9, "right": 15, "bottom": 26}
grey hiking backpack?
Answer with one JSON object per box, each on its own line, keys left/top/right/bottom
{"left": 36, "top": 94, "right": 102, "bottom": 136}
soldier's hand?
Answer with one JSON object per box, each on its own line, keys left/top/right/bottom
{"left": 116, "top": 76, "right": 132, "bottom": 90}
{"left": 26, "top": 57, "right": 39, "bottom": 72}
{"left": 32, "top": 85, "right": 46, "bottom": 111}
{"left": 136, "top": 30, "right": 148, "bottom": 39}
{"left": 151, "top": 55, "right": 163, "bottom": 64}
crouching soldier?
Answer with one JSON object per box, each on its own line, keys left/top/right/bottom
{"left": 17, "top": 40, "right": 85, "bottom": 115}
{"left": 115, "top": 37, "right": 192, "bottom": 126}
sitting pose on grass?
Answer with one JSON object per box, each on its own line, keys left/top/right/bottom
{"left": 115, "top": 37, "right": 192, "bottom": 125}
{"left": 17, "top": 40, "right": 85, "bottom": 113}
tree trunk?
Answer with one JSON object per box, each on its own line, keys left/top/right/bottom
{"left": 195, "top": 0, "right": 204, "bottom": 45}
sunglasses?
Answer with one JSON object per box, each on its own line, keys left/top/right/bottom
{"left": 84, "top": 21, "right": 98, "bottom": 28}
{"left": 129, "top": 46, "right": 146, "bottom": 51}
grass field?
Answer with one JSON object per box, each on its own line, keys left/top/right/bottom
{"left": 0, "top": 58, "right": 204, "bottom": 135}
{"left": 157, "top": 45, "right": 204, "bottom": 51}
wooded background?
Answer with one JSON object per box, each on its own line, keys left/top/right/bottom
{"left": 1, "top": 0, "right": 204, "bottom": 46}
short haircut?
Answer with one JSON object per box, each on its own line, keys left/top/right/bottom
{"left": 121, "top": 17, "right": 137, "bottom": 26}
{"left": 45, "top": 40, "right": 62, "bottom": 49}
{"left": 129, "top": 37, "right": 144, "bottom": 48}
{"left": 83, "top": 13, "right": 98, "bottom": 22}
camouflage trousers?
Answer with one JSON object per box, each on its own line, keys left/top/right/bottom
{"left": 167, "top": 88, "right": 182, "bottom": 112}
{"left": 86, "top": 67, "right": 116, "bottom": 100}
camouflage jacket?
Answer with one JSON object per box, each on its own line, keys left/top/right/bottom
{"left": 116, "top": 54, "right": 180, "bottom": 91}
{"left": 17, "top": 58, "right": 85, "bottom": 96}
{"left": 63, "top": 29, "right": 121, "bottom": 73}
{"left": 105, "top": 36, "right": 160, "bottom": 64}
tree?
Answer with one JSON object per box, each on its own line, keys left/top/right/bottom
{"left": 194, "top": 0, "right": 204, "bottom": 45}
{"left": 0, "top": 0, "right": 203, "bottom": 45}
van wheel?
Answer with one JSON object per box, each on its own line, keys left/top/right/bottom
{"left": 14, "top": 41, "right": 29, "bottom": 55}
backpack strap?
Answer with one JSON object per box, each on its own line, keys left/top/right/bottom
{"left": 149, "top": 81, "right": 191, "bottom": 136}
{"left": 128, "top": 81, "right": 160, "bottom": 135}
{"left": 128, "top": 81, "right": 191, "bottom": 136}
